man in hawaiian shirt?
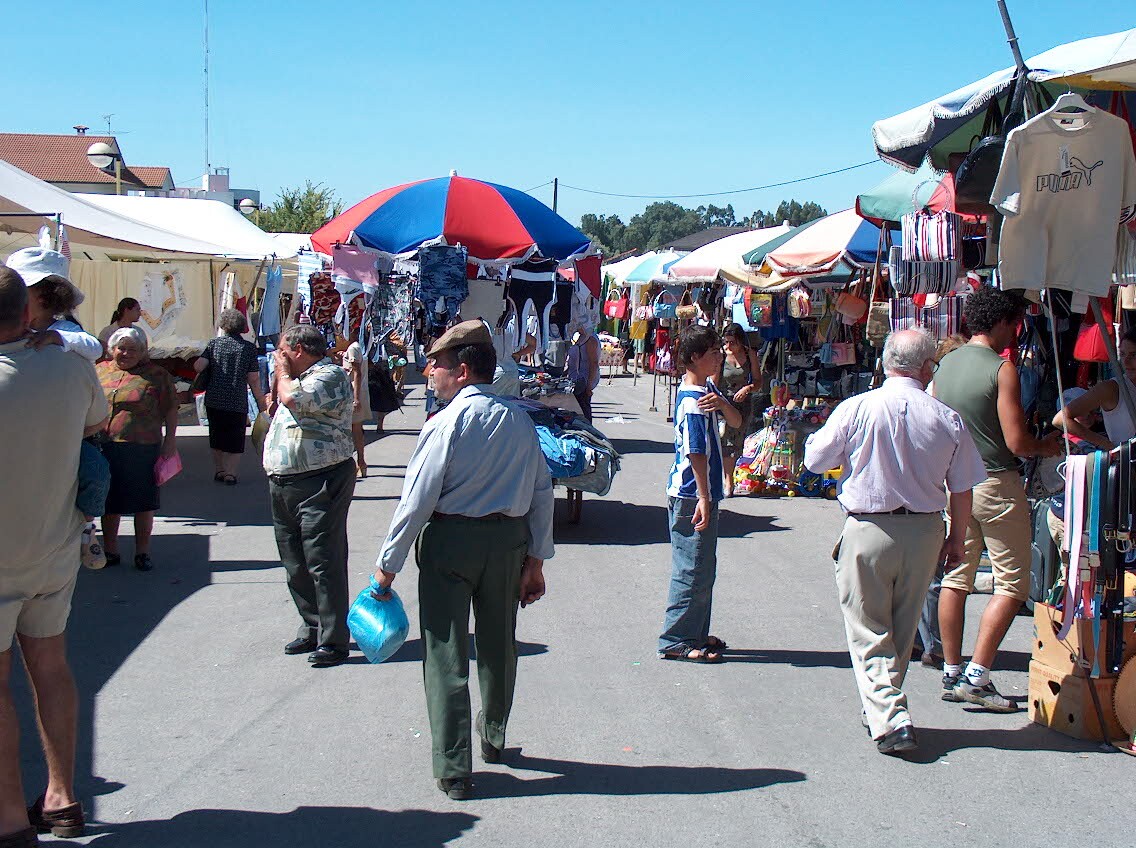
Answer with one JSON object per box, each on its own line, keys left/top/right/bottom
{"left": 264, "top": 325, "right": 356, "bottom": 667}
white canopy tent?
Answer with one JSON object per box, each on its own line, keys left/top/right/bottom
{"left": 666, "top": 224, "right": 792, "bottom": 283}
{"left": 0, "top": 160, "right": 284, "bottom": 353}
{"left": 79, "top": 195, "right": 294, "bottom": 260}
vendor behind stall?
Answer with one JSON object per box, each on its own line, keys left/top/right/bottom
{"left": 719, "top": 323, "right": 762, "bottom": 496}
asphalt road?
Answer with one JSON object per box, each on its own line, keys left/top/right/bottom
{"left": 16, "top": 370, "right": 1131, "bottom": 847}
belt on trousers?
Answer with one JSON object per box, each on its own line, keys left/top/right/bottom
{"left": 849, "top": 506, "right": 937, "bottom": 516}
{"left": 431, "top": 511, "right": 517, "bottom": 522}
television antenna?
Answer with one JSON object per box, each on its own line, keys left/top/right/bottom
{"left": 102, "top": 114, "right": 128, "bottom": 135}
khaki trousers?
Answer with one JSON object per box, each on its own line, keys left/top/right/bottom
{"left": 834, "top": 513, "right": 944, "bottom": 739}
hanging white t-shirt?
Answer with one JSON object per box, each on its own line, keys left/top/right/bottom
{"left": 991, "top": 107, "right": 1136, "bottom": 295}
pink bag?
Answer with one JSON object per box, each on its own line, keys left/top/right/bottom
{"left": 154, "top": 451, "right": 183, "bottom": 486}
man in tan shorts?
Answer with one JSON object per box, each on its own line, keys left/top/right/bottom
{"left": 932, "top": 287, "right": 1061, "bottom": 712}
{"left": 0, "top": 265, "right": 108, "bottom": 845}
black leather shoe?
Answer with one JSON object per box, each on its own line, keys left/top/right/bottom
{"left": 480, "top": 737, "right": 502, "bottom": 764}
{"left": 284, "top": 638, "right": 316, "bottom": 656}
{"left": 437, "top": 777, "right": 471, "bottom": 800}
{"left": 133, "top": 554, "right": 153, "bottom": 571}
{"left": 308, "top": 647, "right": 349, "bottom": 667}
{"left": 876, "top": 725, "right": 918, "bottom": 755}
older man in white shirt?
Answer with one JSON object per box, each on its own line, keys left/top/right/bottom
{"left": 373, "top": 320, "right": 554, "bottom": 800}
{"left": 804, "top": 330, "right": 986, "bottom": 756}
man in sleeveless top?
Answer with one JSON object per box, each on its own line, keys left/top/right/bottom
{"left": 932, "top": 287, "right": 1062, "bottom": 712}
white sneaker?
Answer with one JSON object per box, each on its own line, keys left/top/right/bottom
{"left": 81, "top": 524, "right": 106, "bottom": 570}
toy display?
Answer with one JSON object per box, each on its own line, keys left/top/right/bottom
{"left": 732, "top": 381, "right": 841, "bottom": 498}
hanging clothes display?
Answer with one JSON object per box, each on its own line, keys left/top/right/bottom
{"left": 295, "top": 252, "right": 324, "bottom": 318}
{"left": 506, "top": 257, "right": 559, "bottom": 351}
{"left": 573, "top": 254, "right": 602, "bottom": 297}
{"left": 990, "top": 103, "right": 1136, "bottom": 295}
{"left": 418, "top": 244, "right": 469, "bottom": 331}
{"left": 365, "top": 274, "right": 415, "bottom": 361}
{"left": 259, "top": 264, "right": 283, "bottom": 337}
{"left": 331, "top": 246, "right": 384, "bottom": 288}
{"left": 548, "top": 281, "right": 575, "bottom": 340}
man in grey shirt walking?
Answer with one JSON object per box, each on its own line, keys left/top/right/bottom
{"left": 373, "top": 320, "right": 554, "bottom": 800}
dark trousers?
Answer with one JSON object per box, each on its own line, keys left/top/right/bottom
{"left": 269, "top": 459, "right": 356, "bottom": 649}
{"left": 572, "top": 379, "right": 593, "bottom": 423}
{"left": 416, "top": 514, "right": 528, "bottom": 779}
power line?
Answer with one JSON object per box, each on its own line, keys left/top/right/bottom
{"left": 552, "top": 160, "right": 880, "bottom": 201}
{"left": 523, "top": 180, "right": 553, "bottom": 193}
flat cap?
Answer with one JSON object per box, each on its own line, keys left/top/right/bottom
{"left": 427, "top": 320, "right": 492, "bottom": 357}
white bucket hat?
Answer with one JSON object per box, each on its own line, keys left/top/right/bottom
{"left": 4, "top": 247, "right": 85, "bottom": 306}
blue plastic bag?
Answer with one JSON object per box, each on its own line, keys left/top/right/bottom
{"left": 347, "top": 579, "right": 410, "bottom": 664}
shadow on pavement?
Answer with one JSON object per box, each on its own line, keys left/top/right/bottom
{"left": 609, "top": 438, "right": 674, "bottom": 456}
{"left": 555, "top": 500, "right": 784, "bottom": 546}
{"left": 71, "top": 806, "right": 478, "bottom": 847}
{"left": 474, "top": 753, "right": 805, "bottom": 798}
{"left": 386, "top": 638, "right": 548, "bottom": 664}
{"left": 905, "top": 724, "right": 1098, "bottom": 763}
{"left": 723, "top": 649, "right": 852, "bottom": 669}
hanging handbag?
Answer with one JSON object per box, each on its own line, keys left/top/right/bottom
{"left": 653, "top": 288, "right": 679, "bottom": 320}
{"left": 834, "top": 290, "right": 867, "bottom": 322}
{"left": 1073, "top": 297, "right": 1115, "bottom": 363}
{"left": 953, "top": 72, "right": 1028, "bottom": 215}
{"left": 901, "top": 208, "right": 962, "bottom": 262}
{"left": 744, "top": 290, "right": 774, "bottom": 327}
{"left": 866, "top": 302, "right": 891, "bottom": 347}
{"left": 603, "top": 289, "right": 629, "bottom": 320}
{"left": 675, "top": 288, "right": 697, "bottom": 321}
{"left": 191, "top": 344, "right": 211, "bottom": 394}
{"left": 786, "top": 285, "right": 811, "bottom": 319}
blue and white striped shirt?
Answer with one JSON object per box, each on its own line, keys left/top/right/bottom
{"left": 666, "top": 381, "right": 726, "bottom": 502}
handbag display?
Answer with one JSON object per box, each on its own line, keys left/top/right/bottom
{"left": 675, "top": 289, "right": 697, "bottom": 321}
{"left": 603, "top": 290, "right": 629, "bottom": 320}
{"left": 901, "top": 208, "right": 962, "bottom": 262}
{"left": 1073, "top": 297, "right": 1115, "bottom": 363}
{"left": 744, "top": 290, "right": 774, "bottom": 327}
{"left": 653, "top": 288, "right": 679, "bottom": 320}
{"left": 888, "top": 245, "right": 961, "bottom": 296}
{"left": 866, "top": 302, "right": 891, "bottom": 347}
{"left": 952, "top": 72, "right": 1028, "bottom": 215}
{"left": 834, "top": 291, "right": 867, "bottom": 321}
{"left": 787, "top": 286, "right": 811, "bottom": 319}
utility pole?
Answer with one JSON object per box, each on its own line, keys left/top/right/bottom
{"left": 552, "top": 177, "right": 558, "bottom": 213}
{"left": 204, "top": 0, "right": 211, "bottom": 176}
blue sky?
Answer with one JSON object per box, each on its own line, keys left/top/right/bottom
{"left": 6, "top": 1, "right": 1133, "bottom": 229}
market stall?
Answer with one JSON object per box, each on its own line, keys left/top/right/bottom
{"left": 871, "top": 24, "right": 1136, "bottom": 750}
{"left": 307, "top": 174, "right": 614, "bottom": 522}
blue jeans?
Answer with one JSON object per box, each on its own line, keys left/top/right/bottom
{"left": 915, "top": 563, "right": 943, "bottom": 657}
{"left": 659, "top": 496, "right": 720, "bottom": 654}
{"left": 77, "top": 439, "right": 111, "bottom": 519}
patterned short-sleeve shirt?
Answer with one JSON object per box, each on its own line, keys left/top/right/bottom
{"left": 97, "top": 361, "right": 176, "bottom": 445}
{"left": 204, "top": 335, "right": 259, "bottom": 413}
{"left": 262, "top": 358, "right": 354, "bottom": 476}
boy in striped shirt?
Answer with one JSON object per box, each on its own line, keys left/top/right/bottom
{"left": 659, "top": 325, "right": 742, "bottom": 663}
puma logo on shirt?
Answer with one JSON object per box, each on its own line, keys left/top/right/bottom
{"left": 1036, "top": 157, "right": 1104, "bottom": 193}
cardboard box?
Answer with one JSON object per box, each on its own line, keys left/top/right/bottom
{"left": 1028, "top": 660, "right": 1125, "bottom": 741}
{"left": 1031, "top": 602, "right": 1135, "bottom": 677}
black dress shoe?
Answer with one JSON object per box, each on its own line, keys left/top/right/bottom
{"left": 876, "top": 724, "right": 918, "bottom": 755}
{"left": 480, "top": 737, "right": 502, "bottom": 764}
{"left": 437, "top": 777, "right": 471, "bottom": 800}
{"left": 308, "top": 647, "right": 349, "bottom": 667}
{"left": 284, "top": 638, "right": 316, "bottom": 656}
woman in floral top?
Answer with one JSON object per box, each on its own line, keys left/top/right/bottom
{"left": 96, "top": 328, "right": 177, "bottom": 571}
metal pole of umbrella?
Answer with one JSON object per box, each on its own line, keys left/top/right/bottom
{"left": 994, "top": 0, "right": 1028, "bottom": 72}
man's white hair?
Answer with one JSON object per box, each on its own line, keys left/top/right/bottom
{"left": 882, "top": 329, "right": 935, "bottom": 377}
{"left": 107, "top": 326, "right": 148, "bottom": 357}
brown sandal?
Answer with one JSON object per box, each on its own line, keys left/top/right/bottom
{"left": 659, "top": 647, "right": 724, "bottom": 664}
{"left": 27, "top": 795, "right": 84, "bottom": 838}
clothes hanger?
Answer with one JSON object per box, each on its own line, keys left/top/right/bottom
{"left": 1048, "top": 74, "right": 1093, "bottom": 114}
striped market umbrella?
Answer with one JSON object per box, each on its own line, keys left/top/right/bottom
{"left": 311, "top": 175, "right": 591, "bottom": 262}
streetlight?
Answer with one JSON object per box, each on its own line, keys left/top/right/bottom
{"left": 238, "top": 198, "right": 262, "bottom": 226}
{"left": 86, "top": 141, "right": 123, "bottom": 196}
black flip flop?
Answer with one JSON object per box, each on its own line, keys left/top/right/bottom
{"left": 659, "top": 647, "right": 724, "bottom": 664}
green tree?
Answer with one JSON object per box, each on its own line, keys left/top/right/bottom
{"left": 743, "top": 199, "right": 828, "bottom": 228}
{"left": 694, "top": 203, "right": 737, "bottom": 227}
{"left": 580, "top": 212, "right": 626, "bottom": 255}
{"left": 257, "top": 181, "right": 345, "bottom": 233}
{"left": 622, "top": 201, "right": 704, "bottom": 251}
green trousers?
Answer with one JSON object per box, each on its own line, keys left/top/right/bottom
{"left": 416, "top": 514, "right": 528, "bottom": 779}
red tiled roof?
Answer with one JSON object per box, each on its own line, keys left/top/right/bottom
{"left": 0, "top": 133, "right": 171, "bottom": 188}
